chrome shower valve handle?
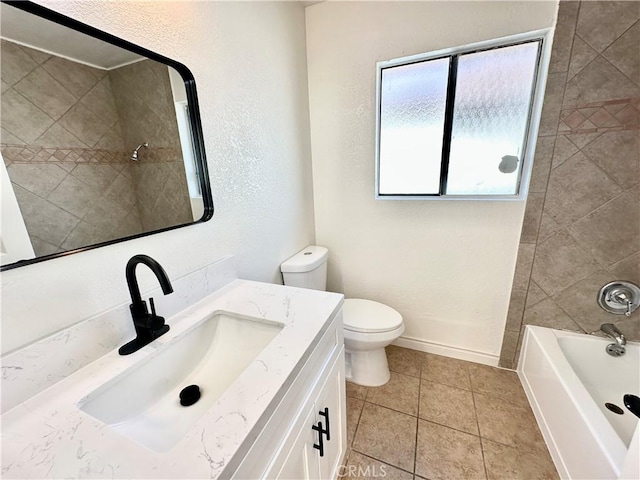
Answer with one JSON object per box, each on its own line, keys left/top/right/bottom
{"left": 598, "top": 281, "right": 640, "bottom": 317}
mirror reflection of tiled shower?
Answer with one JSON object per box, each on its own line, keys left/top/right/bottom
{"left": 0, "top": 39, "right": 192, "bottom": 257}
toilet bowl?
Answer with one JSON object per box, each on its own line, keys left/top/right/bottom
{"left": 342, "top": 298, "right": 404, "bottom": 386}
{"left": 281, "top": 246, "right": 404, "bottom": 387}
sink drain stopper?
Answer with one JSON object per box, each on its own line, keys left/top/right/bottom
{"left": 180, "top": 385, "right": 201, "bottom": 407}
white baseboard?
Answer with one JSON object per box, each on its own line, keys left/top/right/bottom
{"left": 392, "top": 335, "right": 500, "bottom": 367}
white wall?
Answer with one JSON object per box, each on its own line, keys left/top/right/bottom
{"left": 1, "top": 1, "right": 315, "bottom": 354}
{"left": 306, "top": 1, "right": 557, "bottom": 362}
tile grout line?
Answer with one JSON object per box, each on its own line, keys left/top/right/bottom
{"left": 413, "top": 369, "right": 421, "bottom": 477}
{"left": 471, "top": 390, "right": 490, "bottom": 480}
{"left": 348, "top": 449, "right": 416, "bottom": 478}
{"left": 350, "top": 396, "right": 365, "bottom": 451}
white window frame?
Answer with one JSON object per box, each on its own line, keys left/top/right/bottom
{"left": 374, "top": 29, "right": 553, "bottom": 201}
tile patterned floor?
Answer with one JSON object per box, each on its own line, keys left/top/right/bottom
{"left": 342, "top": 346, "right": 559, "bottom": 480}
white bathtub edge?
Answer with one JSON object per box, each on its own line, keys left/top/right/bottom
{"left": 518, "top": 325, "right": 623, "bottom": 479}
{"left": 518, "top": 330, "right": 571, "bottom": 479}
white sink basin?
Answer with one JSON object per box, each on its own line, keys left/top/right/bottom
{"left": 78, "top": 311, "right": 283, "bottom": 452}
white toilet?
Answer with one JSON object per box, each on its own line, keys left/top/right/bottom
{"left": 281, "top": 246, "right": 404, "bottom": 387}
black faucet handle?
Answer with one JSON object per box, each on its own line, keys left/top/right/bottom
{"left": 148, "top": 297, "right": 166, "bottom": 330}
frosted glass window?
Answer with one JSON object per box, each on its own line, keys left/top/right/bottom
{"left": 447, "top": 43, "right": 540, "bottom": 195}
{"left": 375, "top": 37, "right": 543, "bottom": 199}
{"left": 378, "top": 58, "right": 449, "bottom": 194}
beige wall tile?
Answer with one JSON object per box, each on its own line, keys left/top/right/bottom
{"left": 42, "top": 56, "right": 101, "bottom": 99}
{"left": 30, "top": 235, "right": 62, "bottom": 257}
{"left": 552, "top": 270, "right": 620, "bottom": 333}
{"left": 58, "top": 103, "right": 111, "bottom": 148}
{"left": 1, "top": 40, "right": 38, "bottom": 87}
{"left": 576, "top": 1, "right": 640, "bottom": 53}
{"left": 7, "top": 163, "right": 67, "bottom": 197}
{"left": 505, "top": 288, "right": 526, "bottom": 332}
{"left": 103, "top": 173, "right": 138, "bottom": 212}
{"left": 568, "top": 56, "right": 640, "bottom": 106}
{"left": 525, "top": 280, "right": 548, "bottom": 308}
{"left": 47, "top": 175, "right": 99, "bottom": 218}
{"left": 551, "top": 135, "right": 579, "bottom": 169}
{"left": 498, "top": 330, "right": 519, "bottom": 369}
{"left": 33, "top": 123, "right": 88, "bottom": 149}
{"left": 22, "top": 47, "right": 51, "bottom": 66}
{"left": 569, "top": 191, "right": 640, "bottom": 267}
{"left": 523, "top": 297, "right": 582, "bottom": 331}
{"left": 566, "top": 36, "right": 598, "bottom": 81}
{"left": 538, "top": 73, "right": 567, "bottom": 136}
{"left": 603, "top": 21, "right": 640, "bottom": 86}
{"left": 548, "top": 1, "right": 580, "bottom": 74}
{"left": 81, "top": 78, "right": 120, "bottom": 127}
{"left": 537, "top": 212, "right": 561, "bottom": 243}
{"left": 83, "top": 197, "right": 131, "bottom": 232}
{"left": 61, "top": 220, "right": 107, "bottom": 251}
{"left": 544, "top": 152, "right": 622, "bottom": 226}
{"left": 512, "top": 244, "right": 536, "bottom": 291}
{"left": 70, "top": 164, "right": 119, "bottom": 191}
{"left": 13, "top": 183, "right": 80, "bottom": 246}
{"left": 610, "top": 252, "right": 640, "bottom": 285}
{"left": 1, "top": 127, "right": 24, "bottom": 145}
{"left": 1, "top": 89, "right": 54, "bottom": 143}
{"left": 14, "top": 67, "right": 76, "bottom": 120}
{"left": 582, "top": 130, "right": 639, "bottom": 190}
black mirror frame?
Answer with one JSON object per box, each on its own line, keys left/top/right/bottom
{"left": 0, "top": 0, "right": 214, "bottom": 272}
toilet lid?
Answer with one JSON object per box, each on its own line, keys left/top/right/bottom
{"left": 342, "top": 299, "right": 403, "bottom": 333}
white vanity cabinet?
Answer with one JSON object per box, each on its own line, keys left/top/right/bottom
{"left": 230, "top": 311, "right": 347, "bottom": 480}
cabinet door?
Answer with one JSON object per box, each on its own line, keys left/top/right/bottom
{"left": 315, "top": 350, "right": 346, "bottom": 480}
{"left": 275, "top": 405, "right": 320, "bottom": 480}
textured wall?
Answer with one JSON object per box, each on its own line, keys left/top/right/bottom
{"left": 499, "top": 1, "right": 640, "bottom": 368}
{"left": 306, "top": 1, "right": 558, "bottom": 363}
{"left": 1, "top": 1, "right": 315, "bottom": 354}
{"left": 0, "top": 39, "right": 142, "bottom": 256}
{"left": 109, "top": 59, "right": 192, "bottom": 230}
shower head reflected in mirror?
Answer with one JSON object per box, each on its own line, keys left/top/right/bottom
{"left": 131, "top": 142, "right": 149, "bottom": 161}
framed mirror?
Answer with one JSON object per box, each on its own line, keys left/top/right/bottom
{"left": 0, "top": 0, "right": 213, "bottom": 271}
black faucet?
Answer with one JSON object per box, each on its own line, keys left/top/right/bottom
{"left": 119, "top": 254, "right": 174, "bottom": 355}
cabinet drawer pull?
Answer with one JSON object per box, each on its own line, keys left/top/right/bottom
{"left": 312, "top": 421, "right": 324, "bottom": 457}
{"left": 319, "top": 407, "right": 330, "bottom": 441}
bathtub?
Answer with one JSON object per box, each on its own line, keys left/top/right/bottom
{"left": 518, "top": 326, "right": 639, "bottom": 479}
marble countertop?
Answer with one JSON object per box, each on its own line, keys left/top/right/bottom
{"left": 1, "top": 279, "right": 343, "bottom": 479}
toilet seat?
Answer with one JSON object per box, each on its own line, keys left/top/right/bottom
{"left": 343, "top": 299, "right": 403, "bottom": 333}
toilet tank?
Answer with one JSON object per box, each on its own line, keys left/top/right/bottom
{"left": 280, "top": 246, "right": 328, "bottom": 291}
